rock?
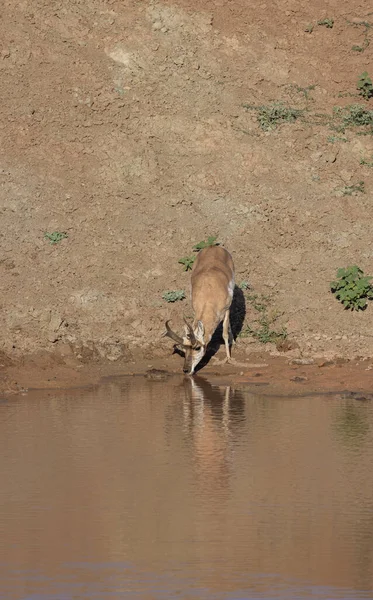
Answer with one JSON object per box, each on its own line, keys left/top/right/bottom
{"left": 325, "top": 151, "right": 337, "bottom": 163}
{"left": 49, "top": 314, "right": 64, "bottom": 332}
{"left": 317, "top": 359, "right": 335, "bottom": 367}
{"left": 145, "top": 368, "right": 169, "bottom": 380}
{"left": 47, "top": 314, "right": 64, "bottom": 343}
{"left": 290, "top": 358, "right": 314, "bottom": 365}
{"left": 276, "top": 339, "right": 299, "bottom": 352}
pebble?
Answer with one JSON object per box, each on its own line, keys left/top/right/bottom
{"left": 290, "top": 358, "right": 314, "bottom": 365}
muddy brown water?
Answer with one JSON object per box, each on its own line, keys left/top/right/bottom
{"left": 0, "top": 376, "right": 373, "bottom": 600}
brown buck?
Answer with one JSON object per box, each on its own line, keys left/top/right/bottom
{"left": 163, "top": 246, "right": 235, "bottom": 374}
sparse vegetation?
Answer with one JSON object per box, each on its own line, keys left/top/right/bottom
{"left": 327, "top": 135, "right": 348, "bottom": 143}
{"left": 240, "top": 292, "right": 288, "bottom": 344}
{"left": 348, "top": 19, "right": 371, "bottom": 54}
{"left": 293, "top": 84, "right": 316, "bottom": 102}
{"left": 178, "top": 236, "right": 219, "bottom": 271}
{"left": 329, "top": 104, "right": 373, "bottom": 136}
{"left": 304, "top": 23, "right": 313, "bottom": 33}
{"left": 336, "top": 104, "right": 373, "bottom": 127}
{"left": 162, "top": 290, "right": 186, "bottom": 303}
{"left": 360, "top": 155, "right": 373, "bottom": 167}
{"left": 178, "top": 255, "right": 196, "bottom": 271}
{"left": 244, "top": 99, "right": 373, "bottom": 136}
{"left": 193, "top": 236, "right": 219, "bottom": 251}
{"left": 339, "top": 181, "right": 365, "bottom": 196}
{"left": 285, "top": 83, "right": 316, "bottom": 107}
{"left": 337, "top": 91, "right": 359, "bottom": 99}
{"left": 246, "top": 293, "right": 269, "bottom": 313}
{"left": 352, "top": 44, "right": 366, "bottom": 53}
{"left": 318, "top": 18, "right": 334, "bottom": 29}
{"left": 239, "top": 281, "right": 250, "bottom": 290}
{"left": 330, "top": 266, "right": 373, "bottom": 311}
{"left": 357, "top": 71, "right": 373, "bottom": 100}
{"left": 243, "top": 102, "right": 304, "bottom": 131}
{"left": 244, "top": 315, "right": 288, "bottom": 344}
{"left": 44, "top": 231, "right": 68, "bottom": 245}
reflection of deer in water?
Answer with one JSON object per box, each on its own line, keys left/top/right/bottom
{"left": 182, "top": 376, "right": 245, "bottom": 496}
{"left": 163, "top": 246, "right": 235, "bottom": 374}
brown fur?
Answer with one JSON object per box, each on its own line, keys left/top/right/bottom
{"left": 163, "top": 246, "right": 235, "bottom": 374}
{"left": 181, "top": 246, "right": 234, "bottom": 373}
{"left": 191, "top": 246, "right": 234, "bottom": 342}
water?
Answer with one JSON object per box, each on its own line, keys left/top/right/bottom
{"left": 0, "top": 375, "right": 373, "bottom": 600}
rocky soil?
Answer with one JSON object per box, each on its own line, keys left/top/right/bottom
{"left": 1, "top": 0, "right": 373, "bottom": 382}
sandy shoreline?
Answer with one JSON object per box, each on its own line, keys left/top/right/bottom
{"left": 1, "top": 348, "right": 372, "bottom": 397}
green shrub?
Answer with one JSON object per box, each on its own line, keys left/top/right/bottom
{"left": 357, "top": 71, "right": 373, "bottom": 100}
{"left": 244, "top": 102, "right": 304, "bottom": 131}
{"left": 44, "top": 231, "right": 68, "bottom": 245}
{"left": 318, "top": 18, "right": 334, "bottom": 28}
{"left": 178, "top": 256, "right": 196, "bottom": 271}
{"left": 162, "top": 290, "right": 186, "bottom": 303}
{"left": 193, "top": 236, "right": 219, "bottom": 251}
{"left": 330, "top": 265, "right": 373, "bottom": 310}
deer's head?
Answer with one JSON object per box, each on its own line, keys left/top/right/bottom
{"left": 163, "top": 319, "right": 206, "bottom": 375}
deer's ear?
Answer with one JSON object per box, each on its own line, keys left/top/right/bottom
{"left": 195, "top": 320, "right": 205, "bottom": 343}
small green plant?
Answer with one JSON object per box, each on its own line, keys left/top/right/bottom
{"left": 193, "top": 236, "right": 219, "bottom": 251}
{"left": 162, "top": 290, "right": 186, "bottom": 303}
{"left": 246, "top": 293, "right": 269, "bottom": 312}
{"left": 240, "top": 292, "right": 287, "bottom": 343}
{"left": 243, "top": 102, "right": 304, "bottom": 131}
{"left": 330, "top": 265, "right": 373, "bottom": 310}
{"left": 286, "top": 83, "right": 316, "bottom": 107}
{"left": 357, "top": 71, "right": 373, "bottom": 100}
{"left": 304, "top": 23, "right": 314, "bottom": 33}
{"left": 339, "top": 181, "right": 365, "bottom": 196}
{"left": 318, "top": 18, "right": 334, "bottom": 28}
{"left": 327, "top": 135, "right": 348, "bottom": 143}
{"left": 335, "top": 104, "right": 373, "bottom": 128}
{"left": 293, "top": 84, "right": 316, "bottom": 101}
{"left": 360, "top": 155, "right": 373, "bottom": 166}
{"left": 337, "top": 91, "right": 359, "bottom": 99}
{"left": 178, "top": 255, "right": 196, "bottom": 271}
{"left": 178, "top": 236, "right": 219, "bottom": 272}
{"left": 352, "top": 44, "right": 365, "bottom": 52}
{"left": 44, "top": 231, "right": 68, "bottom": 245}
{"left": 348, "top": 19, "right": 371, "bottom": 54}
{"left": 244, "top": 316, "right": 288, "bottom": 344}
{"left": 239, "top": 281, "right": 250, "bottom": 290}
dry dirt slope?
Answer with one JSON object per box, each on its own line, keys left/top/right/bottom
{"left": 1, "top": 0, "right": 373, "bottom": 365}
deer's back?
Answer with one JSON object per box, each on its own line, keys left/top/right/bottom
{"left": 191, "top": 246, "right": 234, "bottom": 307}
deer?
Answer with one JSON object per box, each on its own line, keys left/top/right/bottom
{"left": 163, "top": 245, "right": 235, "bottom": 375}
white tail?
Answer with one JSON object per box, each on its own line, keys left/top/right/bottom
{"left": 163, "top": 246, "right": 235, "bottom": 374}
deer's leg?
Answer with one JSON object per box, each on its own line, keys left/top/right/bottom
{"left": 222, "top": 309, "right": 232, "bottom": 362}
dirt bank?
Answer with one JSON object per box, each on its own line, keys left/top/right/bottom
{"left": 1, "top": 348, "right": 373, "bottom": 398}
{"left": 1, "top": 0, "right": 373, "bottom": 373}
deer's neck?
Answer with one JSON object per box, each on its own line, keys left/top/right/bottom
{"left": 193, "top": 305, "right": 220, "bottom": 345}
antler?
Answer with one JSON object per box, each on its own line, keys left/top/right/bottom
{"left": 183, "top": 317, "right": 197, "bottom": 345}
{"left": 162, "top": 320, "right": 185, "bottom": 345}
